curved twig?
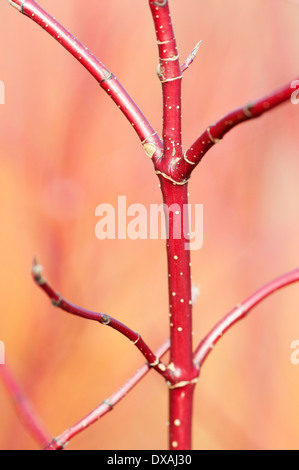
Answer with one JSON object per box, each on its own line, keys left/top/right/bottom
{"left": 31, "top": 258, "right": 173, "bottom": 382}
{"left": 193, "top": 268, "right": 299, "bottom": 368}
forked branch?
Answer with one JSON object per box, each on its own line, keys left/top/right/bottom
{"left": 8, "top": 0, "right": 299, "bottom": 452}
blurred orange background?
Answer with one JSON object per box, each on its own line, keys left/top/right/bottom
{"left": 0, "top": 0, "right": 299, "bottom": 450}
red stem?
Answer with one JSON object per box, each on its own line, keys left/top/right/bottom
{"left": 193, "top": 268, "right": 299, "bottom": 368}
{"left": 149, "top": 0, "right": 188, "bottom": 185}
{"left": 159, "top": 178, "right": 198, "bottom": 450}
{"left": 44, "top": 339, "right": 170, "bottom": 450}
{"left": 149, "top": 1, "right": 199, "bottom": 449}
{"left": 159, "top": 181, "right": 194, "bottom": 372}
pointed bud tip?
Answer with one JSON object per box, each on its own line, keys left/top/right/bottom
{"left": 8, "top": 0, "right": 25, "bottom": 12}
{"left": 31, "top": 257, "right": 44, "bottom": 283}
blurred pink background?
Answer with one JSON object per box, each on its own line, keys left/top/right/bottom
{"left": 0, "top": 0, "right": 299, "bottom": 450}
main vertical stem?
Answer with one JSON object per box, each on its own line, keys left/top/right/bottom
{"left": 160, "top": 177, "right": 198, "bottom": 450}
{"left": 149, "top": 0, "right": 198, "bottom": 449}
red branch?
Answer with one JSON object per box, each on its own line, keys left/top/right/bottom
{"left": 193, "top": 268, "right": 299, "bottom": 369}
{"left": 0, "top": 361, "right": 51, "bottom": 447}
{"left": 44, "top": 339, "right": 170, "bottom": 450}
{"left": 31, "top": 259, "right": 173, "bottom": 382}
{"left": 9, "top": 0, "right": 163, "bottom": 162}
{"left": 183, "top": 79, "right": 299, "bottom": 174}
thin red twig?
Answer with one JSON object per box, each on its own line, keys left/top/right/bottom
{"left": 31, "top": 258, "right": 173, "bottom": 382}
{"left": 193, "top": 268, "right": 299, "bottom": 368}
{"left": 44, "top": 339, "right": 170, "bottom": 450}
{"left": 0, "top": 361, "right": 51, "bottom": 447}
{"left": 183, "top": 79, "right": 299, "bottom": 173}
{"left": 9, "top": 0, "right": 163, "bottom": 162}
